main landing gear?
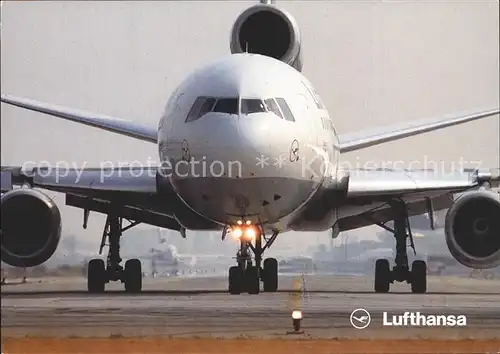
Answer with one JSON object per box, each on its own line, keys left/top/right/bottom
{"left": 372, "top": 200, "right": 427, "bottom": 294}
{"left": 224, "top": 224, "right": 280, "bottom": 295}
{"left": 87, "top": 214, "right": 143, "bottom": 293}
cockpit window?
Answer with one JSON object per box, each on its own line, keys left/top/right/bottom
{"left": 185, "top": 97, "right": 205, "bottom": 122}
{"left": 241, "top": 99, "right": 267, "bottom": 115}
{"left": 198, "top": 97, "right": 217, "bottom": 117}
{"left": 185, "top": 97, "right": 216, "bottom": 122}
{"left": 264, "top": 98, "right": 284, "bottom": 119}
{"left": 213, "top": 98, "right": 238, "bottom": 114}
{"left": 275, "top": 98, "right": 295, "bottom": 122}
{"left": 186, "top": 96, "right": 296, "bottom": 122}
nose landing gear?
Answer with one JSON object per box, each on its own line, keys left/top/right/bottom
{"left": 225, "top": 225, "right": 280, "bottom": 295}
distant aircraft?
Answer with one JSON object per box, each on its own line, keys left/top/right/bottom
{"left": 149, "top": 244, "right": 183, "bottom": 267}
{"left": 151, "top": 229, "right": 192, "bottom": 268}
{"left": 145, "top": 244, "right": 189, "bottom": 276}
{"left": 144, "top": 243, "right": 225, "bottom": 275}
{"left": 1, "top": 0, "right": 499, "bottom": 295}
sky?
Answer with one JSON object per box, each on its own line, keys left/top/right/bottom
{"left": 1, "top": 1, "right": 499, "bottom": 254}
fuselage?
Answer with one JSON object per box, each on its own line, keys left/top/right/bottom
{"left": 158, "top": 54, "right": 340, "bottom": 231}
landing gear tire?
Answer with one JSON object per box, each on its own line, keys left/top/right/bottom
{"left": 124, "top": 258, "right": 142, "bottom": 293}
{"left": 374, "top": 259, "right": 391, "bottom": 293}
{"left": 87, "top": 258, "right": 106, "bottom": 293}
{"left": 411, "top": 260, "right": 427, "bottom": 294}
{"left": 226, "top": 226, "right": 280, "bottom": 295}
{"left": 87, "top": 215, "right": 144, "bottom": 293}
{"left": 228, "top": 266, "right": 243, "bottom": 295}
{"left": 246, "top": 265, "right": 260, "bottom": 294}
{"left": 373, "top": 200, "right": 429, "bottom": 293}
{"left": 263, "top": 258, "right": 278, "bottom": 292}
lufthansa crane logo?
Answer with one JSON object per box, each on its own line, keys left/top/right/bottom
{"left": 289, "top": 139, "right": 300, "bottom": 162}
{"left": 181, "top": 139, "right": 190, "bottom": 161}
{"left": 350, "top": 308, "right": 371, "bottom": 329}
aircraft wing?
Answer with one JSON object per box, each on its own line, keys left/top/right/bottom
{"left": 1, "top": 165, "right": 183, "bottom": 232}
{"left": 1, "top": 94, "right": 158, "bottom": 143}
{"left": 337, "top": 168, "right": 500, "bottom": 232}
{"left": 338, "top": 108, "right": 499, "bottom": 153}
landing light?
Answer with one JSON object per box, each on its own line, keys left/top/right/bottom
{"left": 237, "top": 220, "right": 243, "bottom": 225}
{"left": 245, "top": 227, "right": 256, "bottom": 239}
{"left": 232, "top": 228, "right": 243, "bottom": 239}
{"left": 230, "top": 226, "right": 258, "bottom": 241}
{"left": 245, "top": 220, "right": 252, "bottom": 225}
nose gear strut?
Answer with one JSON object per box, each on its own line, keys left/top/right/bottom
{"left": 226, "top": 223, "right": 280, "bottom": 294}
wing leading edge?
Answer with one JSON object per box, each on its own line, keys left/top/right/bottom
{"left": 345, "top": 168, "right": 500, "bottom": 198}
{"left": 1, "top": 94, "right": 158, "bottom": 144}
{"left": 1, "top": 165, "right": 183, "bottom": 232}
{"left": 337, "top": 168, "right": 500, "bottom": 232}
{"left": 3, "top": 95, "right": 498, "bottom": 152}
{"left": 338, "top": 108, "right": 499, "bottom": 153}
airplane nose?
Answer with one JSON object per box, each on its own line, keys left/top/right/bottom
{"left": 233, "top": 115, "right": 275, "bottom": 177}
{"left": 181, "top": 114, "right": 260, "bottom": 178}
{"left": 183, "top": 112, "right": 297, "bottom": 178}
{"left": 171, "top": 113, "right": 318, "bottom": 225}
{"left": 229, "top": 113, "right": 297, "bottom": 178}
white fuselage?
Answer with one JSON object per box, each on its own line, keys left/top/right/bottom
{"left": 158, "top": 54, "right": 340, "bottom": 231}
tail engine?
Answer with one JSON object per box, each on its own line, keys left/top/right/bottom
{"left": 444, "top": 190, "right": 500, "bottom": 269}
{"left": 230, "top": 4, "right": 303, "bottom": 72}
{"left": 1, "top": 188, "right": 61, "bottom": 267}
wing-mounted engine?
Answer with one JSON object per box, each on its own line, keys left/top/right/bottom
{"left": 1, "top": 188, "right": 62, "bottom": 267}
{"left": 230, "top": 4, "right": 303, "bottom": 72}
{"left": 445, "top": 190, "right": 500, "bottom": 269}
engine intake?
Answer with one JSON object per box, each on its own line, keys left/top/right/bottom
{"left": 1, "top": 188, "right": 61, "bottom": 267}
{"left": 445, "top": 190, "right": 500, "bottom": 269}
{"left": 230, "top": 4, "right": 303, "bottom": 72}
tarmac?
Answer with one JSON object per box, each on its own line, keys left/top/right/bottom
{"left": 1, "top": 274, "right": 499, "bottom": 340}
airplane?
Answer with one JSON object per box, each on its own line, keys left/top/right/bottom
{"left": 144, "top": 235, "right": 227, "bottom": 276}
{"left": 1, "top": 0, "right": 499, "bottom": 295}
{"left": 146, "top": 244, "right": 189, "bottom": 276}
